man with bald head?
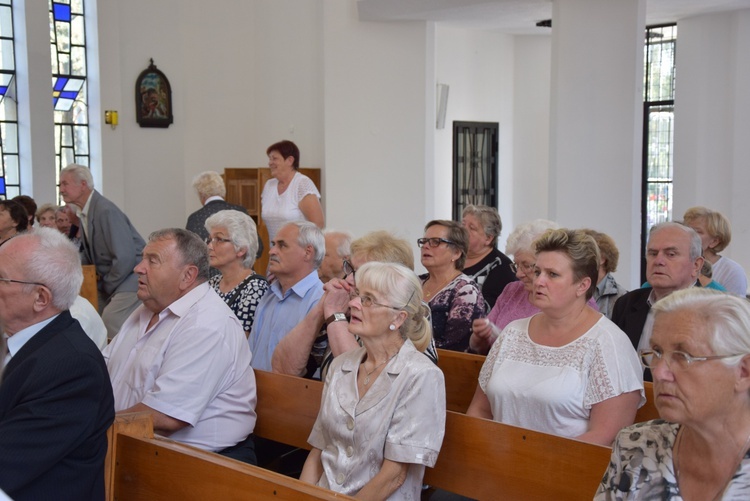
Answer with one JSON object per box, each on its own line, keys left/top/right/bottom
{"left": 318, "top": 230, "right": 352, "bottom": 283}
{"left": 612, "top": 222, "right": 704, "bottom": 350}
{"left": 0, "top": 228, "right": 114, "bottom": 500}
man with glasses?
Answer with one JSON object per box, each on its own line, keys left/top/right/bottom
{"left": 612, "top": 222, "right": 704, "bottom": 356}
{"left": 0, "top": 228, "right": 114, "bottom": 501}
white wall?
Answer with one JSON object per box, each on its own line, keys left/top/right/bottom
{"left": 512, "top": 36, "right": 551, "bottom": 229}
{"left": 673, "top": 9, "right": 750, "bottom": 284}
{"left": 433, "top": 25, "right": 515, "bottom": 249}
{"left": 322, "top": 0, "right": 429, "bottom": 262}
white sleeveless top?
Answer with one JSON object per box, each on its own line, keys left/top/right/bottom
{"left": 261, "top": 171, "right": 320, "bottom": 241}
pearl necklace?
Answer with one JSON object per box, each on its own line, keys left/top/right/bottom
{"left": 674, "top": 425, "right": 750, "bottom": 500}
{"left": 361, "top": 353, "right": 398, "bottom": 386}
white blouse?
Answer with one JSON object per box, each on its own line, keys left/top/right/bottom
{"left": 261, "top": 171, "right": 320, "bottom": 241}
{"left": 479, "top": 314, "right": 644, "bottom": 439}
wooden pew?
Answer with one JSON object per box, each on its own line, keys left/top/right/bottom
{"left": 436, "top": 348, "right": 483, "bottom": 412}
{"left": 105, "top": 412, "right": 354, "bottom": 500}
{"left": 80, "top": 264, "right": 98, "bottom": 308}
{"left": 254, "top": 370, "right": 612, "bottom": 500}
{"left": 436, "top": 348, "right": 662, "bottom": 422}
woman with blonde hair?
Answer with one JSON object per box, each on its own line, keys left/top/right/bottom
{"left": 468, "top": 229, "right": 643, "bottom": 446}
{"left": 301, "top": 262, "right": 445, "bottom": 499}
{"left": 683, "top": 206, "right": 747, "bottom": 296}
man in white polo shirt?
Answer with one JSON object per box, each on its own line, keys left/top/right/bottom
{"left": 103, "top": 228, "right": 257, "bottom": 462}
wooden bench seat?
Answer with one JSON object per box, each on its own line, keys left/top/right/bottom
{"left": 254, "top": 370, "right": 612, "bottom": 500}
{"left": 105, "top": 412, "right": 353, "bottom": 500}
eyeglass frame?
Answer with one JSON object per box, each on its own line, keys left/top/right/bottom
{"left": 0, "top": 277, "right": 47, "bottom": 288}
{"left": 638, "top": 348, "right": 747, "bottom": 370}
{"left": 349, "top": 287, "right": 416, "bottom": 312}
{"left": 417, "top": 237, "right": 456, "bottom": 248}
{"left": 205, "top": 236, "right": 233, "bottom": 246}
{"left": 509, "top": 261, "right": 535, "bottom": 274}
{"left": 342, "top": 259, "right": 356, "bottom": 281}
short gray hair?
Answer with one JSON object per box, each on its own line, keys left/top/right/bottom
{"left": 324, "top": 229, "right": 353, "bottom": 259}
{"left": 462, "top": 205, "right": 503, "bottom": 247}
{"left": 205, "top": 210, "right": 259, "bottom": 269}
{"left": 148, "top": 228, "right": 210, "bottom": 282}
{"left": 60, "top": 163, "right": 94, "bottom": 188}
{"left": 649, "top": 222, "right": 702, "bottom": 262}
{"left": 20, "top": 227, "right": 82, "bottom": 310}
{"left": 505, "top": 219, "right": 559, "bottom": 257}
{"left": 284, "top": 221, "right": 325, "bottom": 269}
{"left": 648, "top": 288, "right": 750, "bottom": 366}
{"left": 192, "top": 171, "right": 226, "bottom": 199}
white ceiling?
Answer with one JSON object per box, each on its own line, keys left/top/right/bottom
{"left": 357, "top": 0, "right": 750, "bottom": 35}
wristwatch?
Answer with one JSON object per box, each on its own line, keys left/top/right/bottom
{"left": 325, "top": 312, "right": 347, "bottom": 326}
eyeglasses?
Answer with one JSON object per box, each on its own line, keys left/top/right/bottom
{"left": 0, "top": 277, "right": 47, "bottom": 288}
{"left": 639, "top": 348, "right": 747, "bottom": 371}
{"left": 350, "top": 291, "right": 401, "bottom": 311}
{"left": 417, "top": 237, "right": 455, "bottom": 248}
{"left": 343, "top": 259, "right": 356, "bottom": 280}
{"left": 206, "top": 236, "right": 233, "bottom": 246}
{"left": 509, "top": 261, "right": 535, "bottom": 274}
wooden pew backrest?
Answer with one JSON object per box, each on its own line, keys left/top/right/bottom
{"left": 635, "top": 381, "right": 659, "bottom": 422}
{"left": 80, "top": 264, "right": 98, "bottom": 308}
{"left": 436, "top": 348, "right": 484, "bottom": 413}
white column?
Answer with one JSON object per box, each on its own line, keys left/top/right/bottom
{"left": 548, "top": 0, "right": 646, "bottom": 287}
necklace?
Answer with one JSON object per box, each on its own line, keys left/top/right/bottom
{"left": 361, "top": 353, "right": 398, "bottom": 386}
{"left": 423, "top": 272, "right": 460, "bottom": 300}
{"left": 674, "top": 425, "right": 750, "bottom": 501}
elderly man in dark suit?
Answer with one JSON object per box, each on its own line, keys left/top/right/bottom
{"left": 186, "top": 170, "right": 262, "bottom": 261}
{"left": 0, "top": 228, "right": 114, "bottom": 501}
{"left": 612, "top": 222, "right": 704, "bottom": 350}
{"left": 60, "top": 163, "right": 145, "bottom": 339}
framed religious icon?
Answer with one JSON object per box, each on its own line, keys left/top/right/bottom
{"left": 135, "top": 59, "right": 173, "bottom": 128}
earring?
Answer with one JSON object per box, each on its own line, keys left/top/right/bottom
{"left": 389, "top": 324, "right": 396, "bottom": 331}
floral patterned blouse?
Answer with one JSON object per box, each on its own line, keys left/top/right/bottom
{"left": 208, "top": 274, "right": 269, "bottom": 334}
{"left": 420, "top": 273, "right": 485, "bottom": 352}
{"left": 595, "top": 420, "right": 750, "bottom": 500}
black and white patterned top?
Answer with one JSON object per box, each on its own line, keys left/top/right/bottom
{"left": 209, "top": 274, "right": 269, "bottom": 334}
{"left": 595, "top": 420, "right": 750, "bottom": 500}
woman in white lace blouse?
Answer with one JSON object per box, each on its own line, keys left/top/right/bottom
{"left": 596, "top": 288, "right": 750, "bottom": 500}
{"left": 466, "top": 228, "right": 644, "bottom": 446}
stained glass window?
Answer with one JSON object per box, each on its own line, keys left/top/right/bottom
{"left": 0, "top": 0, "right": 19, "bottom": 199}
{"left": 50, "top": 0, "right": 89, "bottom": 188}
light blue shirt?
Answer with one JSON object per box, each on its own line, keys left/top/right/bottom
{"left": 4, "top": 314, "right": 60, "bottom": 366}
{"left": 248, "top": 269, "right": 323, "bottom": 371}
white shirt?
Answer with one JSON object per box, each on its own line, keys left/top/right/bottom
{"left": 712, "top": 255, "right": 748, "bottom": 296}
{"left": 479, "top": 315, "right": 644, "bottom": 439}
{"left": 103, "top": 283, "right": 256, "bottom": 451}
{"left": 261, "top": 171, "right": 320, "bottom": 242}
{"left": 70, "top": 296, "right": 107, "bottom": 350}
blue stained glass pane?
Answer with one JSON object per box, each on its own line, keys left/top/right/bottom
{"left": 53, "top": 77, "right": 67, "bottom": 91}
{"left": 53, "top": 3, "right": 71, "bottom": 22}
{"left": 0, "top": 86, "right": 7, "bottom": 96}
{"left": 0, "top": 177, "right": 5, "bottom": 195}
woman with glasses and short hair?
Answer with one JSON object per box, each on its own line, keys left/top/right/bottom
{"left": 467, "top": 228, "right": 643, "bottom": 446}
{"left": 419, "top": 220, "right": 485, "bottom": 352}
{"left": 205, "top": 210, "right": 268, "bottom": 337}
{"left": 300, "top": 262, "right": 445, "bottom": 499}
{"left": 596, "top": 287, "right": 750, "bottom": 499}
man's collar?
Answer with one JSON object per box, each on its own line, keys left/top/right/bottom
{"left": 76, "top": 190, "right": 94, "bottom": 217}
{"left": 204, "top": 196, "right": 224, "bottom": 205}
{"left": 271, "top": 269, "right": 321, "bottom": 298}
{"left": 6, "top": 314, "right": 60, "bottom": 359}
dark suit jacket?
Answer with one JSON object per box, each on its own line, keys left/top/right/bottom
{"left": 81, "top": 190, "right": 145, "bottom": 299}
{"left": 186, "top": 199, "right": 263, "bottom": 258}
{"left": 0, "top": 312, "right": 115, "bottom": 501}
{"left": 611, "top": 287, "right": 652, "bottom": 349}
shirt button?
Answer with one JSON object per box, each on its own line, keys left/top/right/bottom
{"left": 336, "top": 473, "right": 345, "bottom": 485}
{"left": 346, "top": 446, "right": 354, "bottom": 457}
{"left": 347, "top": 418, "right": 354, "bottom": 430}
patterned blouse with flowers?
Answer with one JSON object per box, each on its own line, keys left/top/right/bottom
{"left": 420, "top": 273, "right": 485, "bottom": 352}
{"left": 595, "top": 420, "right": 750, "bottom": 500}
